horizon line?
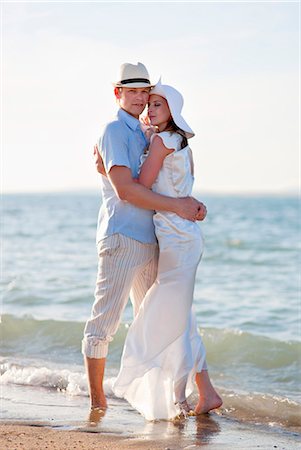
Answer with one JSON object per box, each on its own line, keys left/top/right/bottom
{"left": 1, "top": 187, "right": 299, "bottom": 198}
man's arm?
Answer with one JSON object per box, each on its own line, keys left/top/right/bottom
{"left": 108, "top": 165, "right": 206, "bottom": 222}
{"left": 94, "top": 145, "right": 106, "bottom": 176}
{"left": 93, "top": 144, "right": 207, "bottom": 221}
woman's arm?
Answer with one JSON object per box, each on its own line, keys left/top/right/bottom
{"left": 138, "top": 135, "right": 174, "bottom": 188}
{"left": 94, "top": 139, "right": 207, "bottom": 221}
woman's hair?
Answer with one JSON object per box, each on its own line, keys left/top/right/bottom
{"left": 164, "top": 118, "right": 188, "bottom": 149}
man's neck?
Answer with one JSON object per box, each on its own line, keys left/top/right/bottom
{"left": 120, "top": 108, "right": 139, "bottom": 120}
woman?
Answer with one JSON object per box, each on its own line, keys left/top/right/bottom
{"left": 113, "top": 81, "right": 222, "bottom": 420}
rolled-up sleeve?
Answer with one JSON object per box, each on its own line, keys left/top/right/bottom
{"left": 100, "top": 122, "right": 130, "bottom": 173}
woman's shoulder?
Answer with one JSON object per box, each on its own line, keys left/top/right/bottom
{"left": 154, "top": 131, "right": 182, "bottom": 150}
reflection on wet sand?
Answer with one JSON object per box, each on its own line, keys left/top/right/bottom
{"left": 83, "top": 399, "right": 221, "bottom": 445}
{"left": 141, "top": 412, "right": 221, "bottom": 446}
{"left": 194, "top": 414, "right": 221, "bottom": 445}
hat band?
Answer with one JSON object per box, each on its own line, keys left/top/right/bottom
{"left": 120, "top": 78, "right": 150, "bottom": 85}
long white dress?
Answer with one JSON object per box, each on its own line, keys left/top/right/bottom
{"left": 113, "top": 131, "right": 207, "bottom": 420}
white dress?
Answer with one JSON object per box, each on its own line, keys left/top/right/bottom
{"left": 113, "top": 132, "right": 207, "bottom": 420}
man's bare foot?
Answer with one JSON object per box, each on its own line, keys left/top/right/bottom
{"left": 91, "top": 387, "right": 108, "bottom": 410}
{"left": 88, "top": 406, "right": 106, "bottom": 426}
{"left": 90, "top": 391, "right": 107, "bottom": 410}
{"left": 194, "top": 392, "right": 223, "bottom": 415}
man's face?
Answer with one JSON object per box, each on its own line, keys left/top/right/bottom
{"left": 115, "top": 87, "right": 150, "bottom": 118}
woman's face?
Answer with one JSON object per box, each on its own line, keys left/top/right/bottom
{"left": 148, "top": 94, "right": 171, "bottom": 131}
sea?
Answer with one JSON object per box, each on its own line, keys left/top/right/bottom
{"left": 1, "top": 192, "right": 300, "bottom": 439}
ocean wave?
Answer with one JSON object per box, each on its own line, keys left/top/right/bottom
{"left": 201, "top": 327, "right": 301, "bottom": 369}
{"left": 0, "top": 361, "right": 116, "bottom": 399}
{"left": 2, "top": 314, "right": 300, "bottom": 368}
{"left": 1, "top": 314, "right": 127, "bottom": 365}
{"left": 208, "top": 389, "right": 301, "bottom": 431}
{"left": 0, "top": 362, "right": 88, "bottom": 396}
{"left": 1, "top": 314, "right": 86, "bottom": 352}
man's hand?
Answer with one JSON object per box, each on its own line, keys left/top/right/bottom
{"left": 93, "top": 144, "right": 106, "bottom": 176}
{"left": 174, "top": 197, "right": 207, "bottom": 222}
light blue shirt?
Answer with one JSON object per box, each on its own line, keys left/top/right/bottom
{"left": 96, "top": 109, "right": 157, "bottom": 244}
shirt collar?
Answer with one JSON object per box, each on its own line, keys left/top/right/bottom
{"left": 118, "top": 108, "right": 142, "bottom": 131}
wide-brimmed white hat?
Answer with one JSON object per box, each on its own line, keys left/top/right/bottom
{"left": 113, "top": 62, "right": 155, "bottom": 88}
{"left": 150, "top": 80, "right": 194, "bottom": 139}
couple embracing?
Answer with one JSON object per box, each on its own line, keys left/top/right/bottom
{"left": 82, "top": 62, "right": 222, "bottom": 421}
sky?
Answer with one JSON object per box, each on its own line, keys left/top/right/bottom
{"left": 1, "top": 0, "right": 300, "bottom": 195}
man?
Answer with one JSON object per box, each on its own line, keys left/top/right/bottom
{"left": 82, "top": 62, "right": 206, "bottom": 410}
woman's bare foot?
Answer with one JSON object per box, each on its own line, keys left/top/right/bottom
{"left": 173, "top": 400, "right": 194, "bottom": 420}
{"left": 176, "top": 400, "right": 193, "bottom": 413}
{"left": 194, "top": 370, "right": 223, "bottom": 415}
{"left": 194, "top": 393, "right": 223, "bottom": 415}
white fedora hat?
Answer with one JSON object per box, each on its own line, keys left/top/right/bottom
{"left": 150, "top": 80, "right": 194, "bottom": 139}
{"left": 113, "top": 62, "right": 155, "bottom": 88}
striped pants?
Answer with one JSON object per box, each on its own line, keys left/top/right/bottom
{"left": 82, "top": 234, "right": 158, "bottom": 359}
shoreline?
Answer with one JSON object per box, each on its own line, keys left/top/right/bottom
{"left": 1, "top": 414, "right": 300, "bottom": 450}
{"left": 1, "top": 382, "right": 300, "bottom": 450}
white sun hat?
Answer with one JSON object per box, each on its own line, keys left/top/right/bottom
{"left": 113, "top": 62, "right": 155, "bottom": 88}
{"left": 150, "top": 80, "right": 195, "bottom": 139}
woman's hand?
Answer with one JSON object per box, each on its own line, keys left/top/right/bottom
{"left": 140, "top": 114, "right": 151, "bottom": 128}
{"left": 140, "top": 115, "right": 157, "bottom": 141}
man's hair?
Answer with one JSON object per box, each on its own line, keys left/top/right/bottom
{"left": 117, "top": 87, "right": 151, "bottom": 94}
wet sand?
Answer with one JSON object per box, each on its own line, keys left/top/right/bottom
{"left": 1, "top": 415, "right": 300, "bottom": 450}
{"left": 1, "top": 384, "right": 300, "bottom": 449}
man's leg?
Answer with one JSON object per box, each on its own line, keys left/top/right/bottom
{"left": 82, "top": 235, "right": 157, "bottom": 408}
{"left": 130, "top": 244, "right": 158, "bottom": 316}
{"left": 84, "top": 357, "right": 107, "bottom": 409}
{"left": 83, "top": 234, "right": 138, "bottom": 408}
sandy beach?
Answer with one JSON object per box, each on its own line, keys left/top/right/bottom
{"left": 1, "top": 415, "right": 301, "bottom": 450}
